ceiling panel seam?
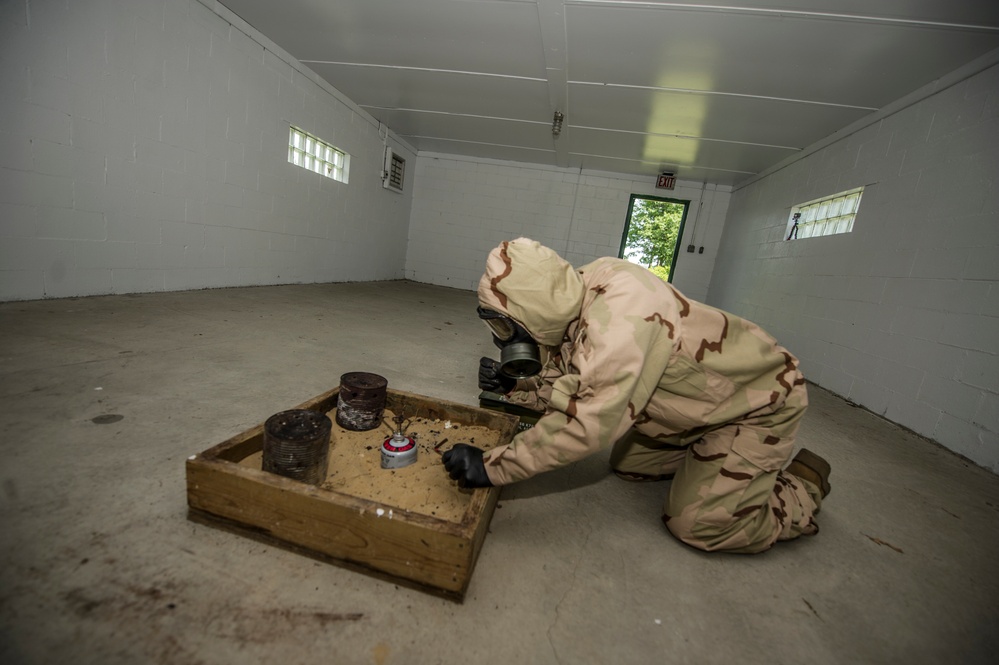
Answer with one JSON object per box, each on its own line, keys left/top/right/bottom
{"left": 361, "top": 107, "right": 550, "bottom": 125}
{"left": 572, "top": 125, "right": 801, "bottom": 151}
{"left": 303, "top": 63, "right": 880, "bottom": 111}
{"left": 569, "top": 81, "right": 878, "bottom": 110}
{"left": 537, "top": 0, "right": 571, "bottom": 166}
{"left": 402, "top": 136, "right": 557, "bottom": 153}
{"left": 569, "top": 150, "right": 755, "bottom": 174}
{"left": 299, "top": 61, "right": 548, "bottom": 83}
{"left": 566, "top": 1, "right": 999, "bottom": 31}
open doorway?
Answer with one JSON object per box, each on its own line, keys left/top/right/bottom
{"left": 619, "top": 194, "right": 689, "bottom": 283}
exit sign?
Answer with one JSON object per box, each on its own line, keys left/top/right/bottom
{"left": 656, "top": 173, "right": 676, "bottom": 190}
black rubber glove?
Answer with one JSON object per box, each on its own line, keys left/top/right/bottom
{"left": 442, "top": 444, "right": 493, "bottom": 488}
{"left": 478, "top": 356, "right": 516, "bottom": 394}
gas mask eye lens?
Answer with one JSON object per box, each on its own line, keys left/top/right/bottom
{"left": 484, "top": 318, "right": 514, "bottom": 341}
{"left": 477, "top": 307, "right": 516, "bottom": 341}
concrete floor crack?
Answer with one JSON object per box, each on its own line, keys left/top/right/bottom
{"left": 546, "top": 498, "right": 594, "bottom": 663}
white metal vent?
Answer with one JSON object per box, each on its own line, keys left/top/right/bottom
{"left": 382, "top": 148, "right": 405, "bottom": 193}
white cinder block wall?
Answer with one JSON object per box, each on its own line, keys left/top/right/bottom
{"left": 405, "top": 154, "right": 731, "bottom": 303}
{"left": 709, "top": 58, "right": 999, "bottom": 472}
{"left": 0, "top": 0, "right": 415, "bottom": 301}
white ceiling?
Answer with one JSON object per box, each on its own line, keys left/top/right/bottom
{"left": 220, "top": 0, "right": 999, "bottom": 187}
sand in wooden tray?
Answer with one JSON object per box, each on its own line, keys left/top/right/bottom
{"left": 239, "top": 407, "right": 505, "bottom": 523}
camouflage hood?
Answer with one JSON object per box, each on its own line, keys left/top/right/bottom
{"left": 477, "top": 238, "right": 585, "bottom": 346}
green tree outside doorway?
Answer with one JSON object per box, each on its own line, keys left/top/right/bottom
{"left": 619, "top": 195, "right": 689, "bottom": 282}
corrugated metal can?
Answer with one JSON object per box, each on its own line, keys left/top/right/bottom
{"left": 262, "top": 409, "right": 332, "bottom": 485}
{"left": 335, "top": 372, "right": 388, "bottom": 431}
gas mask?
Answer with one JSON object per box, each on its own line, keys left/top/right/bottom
{"left": 477, "top": 306, "right": 542, "bottom": 379}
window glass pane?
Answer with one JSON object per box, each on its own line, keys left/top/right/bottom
{"left": 827, "top": 198, "right": 843, "bottom": 218}
{"left": 843, "top": 194, "right": 858, "bottom": 213}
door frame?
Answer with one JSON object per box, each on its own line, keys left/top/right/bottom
{"left": 618, "top": 193, "right": 690, "bottom": 283}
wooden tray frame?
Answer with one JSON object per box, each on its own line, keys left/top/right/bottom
{"left": 186, "top": 387, "right": 519, "bottom": 601}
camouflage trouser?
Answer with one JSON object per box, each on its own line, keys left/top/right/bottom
{"left": 609, "top": 392, "right": 821, "bottom": 554}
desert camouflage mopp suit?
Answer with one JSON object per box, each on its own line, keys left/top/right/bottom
{"left": 478, "top": 238, "right": 822, "bottom": 553}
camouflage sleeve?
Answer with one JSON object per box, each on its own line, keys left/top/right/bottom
{"left": 483, "top": 264, "right": 678, "bottom": 485}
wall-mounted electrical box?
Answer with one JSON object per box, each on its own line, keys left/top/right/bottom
{"left": 382, "top": 147, "right": 406, "bottom": 194}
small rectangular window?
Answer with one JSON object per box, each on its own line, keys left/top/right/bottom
{"left": 786, "top": 187, "right": 864, "bottom": 240}
{"left": 288, "top": 127, "right": 350, "bottom": 183}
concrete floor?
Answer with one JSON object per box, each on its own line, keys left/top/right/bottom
{"left": 1, "top": 280, "right": 997, "bottom": 664}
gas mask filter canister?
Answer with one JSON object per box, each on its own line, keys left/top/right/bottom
{"left": 497, "top": 340, "right": 542, "bottom": 379}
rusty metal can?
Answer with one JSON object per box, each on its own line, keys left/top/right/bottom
{"left": 262, "top": 409, "right": 332, "bottom": 485}
{"left": 335, "top": 372, "right": 388, "bottom": 431}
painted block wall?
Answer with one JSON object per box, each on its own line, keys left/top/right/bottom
{"left": 708, "top": 60, "right": 999, "bottom": 472}
{"left": 405, "top": 153, "right": 731, "bottom": 303}
{"left": 0, "top": 0, "right": 415, "bottom": 301}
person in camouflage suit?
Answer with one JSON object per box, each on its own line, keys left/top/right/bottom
{"left": 443, "top": 238, "right": 831, "bottom": 553}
